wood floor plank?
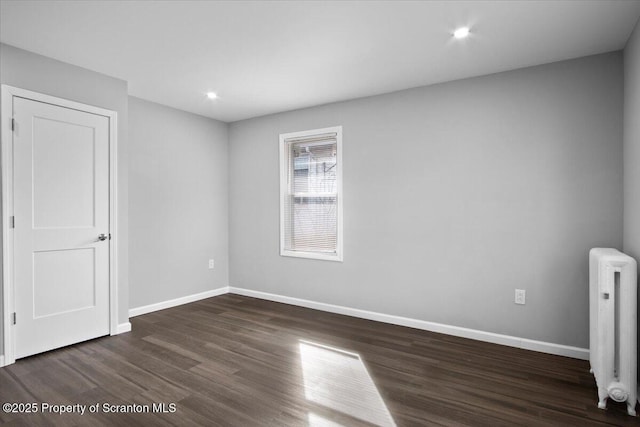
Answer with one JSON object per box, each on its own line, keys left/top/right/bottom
{"left": 1, "top": 294, "right": 638, "bottom": 426}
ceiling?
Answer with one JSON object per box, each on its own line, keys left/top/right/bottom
{"left": 1, "top": 1, "right": 640, "bottom": 123}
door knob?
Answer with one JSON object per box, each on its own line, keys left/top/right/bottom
{"left": 98, "top": 233, "right": 108, "bottom": 241}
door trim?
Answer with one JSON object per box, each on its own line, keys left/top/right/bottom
{"left": 1, "top": 85, "right": 119, "bottom": 366}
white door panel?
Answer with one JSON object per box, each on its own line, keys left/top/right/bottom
{"left": 33, "top": 248, "right": 96, "bottom": 318}
{"left": 13, "top": 96, "right": 110, "bottom": 359}
{"left": 33, "top": 116, "right": 97, "bottom": 228}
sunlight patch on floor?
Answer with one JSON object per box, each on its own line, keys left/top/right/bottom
{"left": 299, "top": 340, "right": 396, "bottom": 427}
{"left": 307, "top": 412, "right": 345, "bottom": 427}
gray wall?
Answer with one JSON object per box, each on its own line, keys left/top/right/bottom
{"left": 229, "top": 52, "right": 623, "bottom": 348}
{"left": 624, "top": 21, "right": 640, "bottom": 268}
{"left": 128, "top": 97, "right": 229, "bottom": 309}
{"left": 0, "top": 43, "right": 130, "bottom": 355}
{"left": 622, "top": 18, "right": 640, "bottom": 377}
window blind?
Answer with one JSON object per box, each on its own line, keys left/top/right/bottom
{"left": 283, "top": 133, "right": 338, "bottom": 254}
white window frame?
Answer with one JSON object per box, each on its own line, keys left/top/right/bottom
{"left": 279, "top": 126, "right": 343, "bottom": 262}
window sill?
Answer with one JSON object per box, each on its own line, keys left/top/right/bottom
{"left": 280, "top": 249, "right": 343, "bottom": 262}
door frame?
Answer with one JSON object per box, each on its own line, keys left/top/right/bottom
{"left": 1, "top": 85, "right": 119, "bottom": 366}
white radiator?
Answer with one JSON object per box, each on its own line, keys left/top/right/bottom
{"left": 589, "top": 248, "right": 637, "bottom": 416}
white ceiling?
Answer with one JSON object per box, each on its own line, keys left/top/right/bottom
{"left": 1, "top": 1, "right": 640, "bottom": 122}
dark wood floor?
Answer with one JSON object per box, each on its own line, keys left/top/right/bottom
{"left": 0, "top": 294, "right": 637, "bottom": 426}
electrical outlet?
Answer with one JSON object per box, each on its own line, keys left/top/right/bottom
{"left": 515, "top": 289, "right": 526, "bottom": 305}
{"left": 208, "top": 259, "right": 215, "bottom": 269}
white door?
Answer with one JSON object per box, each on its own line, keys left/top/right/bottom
{"left": 12, "top": 96, "right": 110, "bottom": 359}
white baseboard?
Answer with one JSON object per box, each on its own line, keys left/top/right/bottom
{"left": 228, "top": 287, "right": 590, "bottom": 360}
{"left": 0, "top": 355, "right": 5, "bottom": 367}
{"left": 124, "top": 285, "right": 589, "bottom": 360}
{"left": 115, "top": 322, "right": 132, "bottom": 334}
{"left": 129, "top": 286, "right": 230, "bottom": 318}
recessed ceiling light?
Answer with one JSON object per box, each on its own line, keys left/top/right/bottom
{"left": 453, "top": 27, "right": 470, "bottom": 39}
{"left": 206, "top": 92, "right": 218, "bottom": 100}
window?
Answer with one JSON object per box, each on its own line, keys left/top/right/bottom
{"left": 280, "top": 126, "right": 343, "bottom": 261}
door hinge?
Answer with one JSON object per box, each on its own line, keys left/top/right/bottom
{"left": 109, "top": 233, "right": 112, "bottom": 240}
{"left": 9, "top": 216, "right": 14, "bottom": 228}
{"left": 12, "top": 312, "right": 16, "bottom": 325}
{"left": 11, "top": 118, "right": 15, "bottom": 131}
